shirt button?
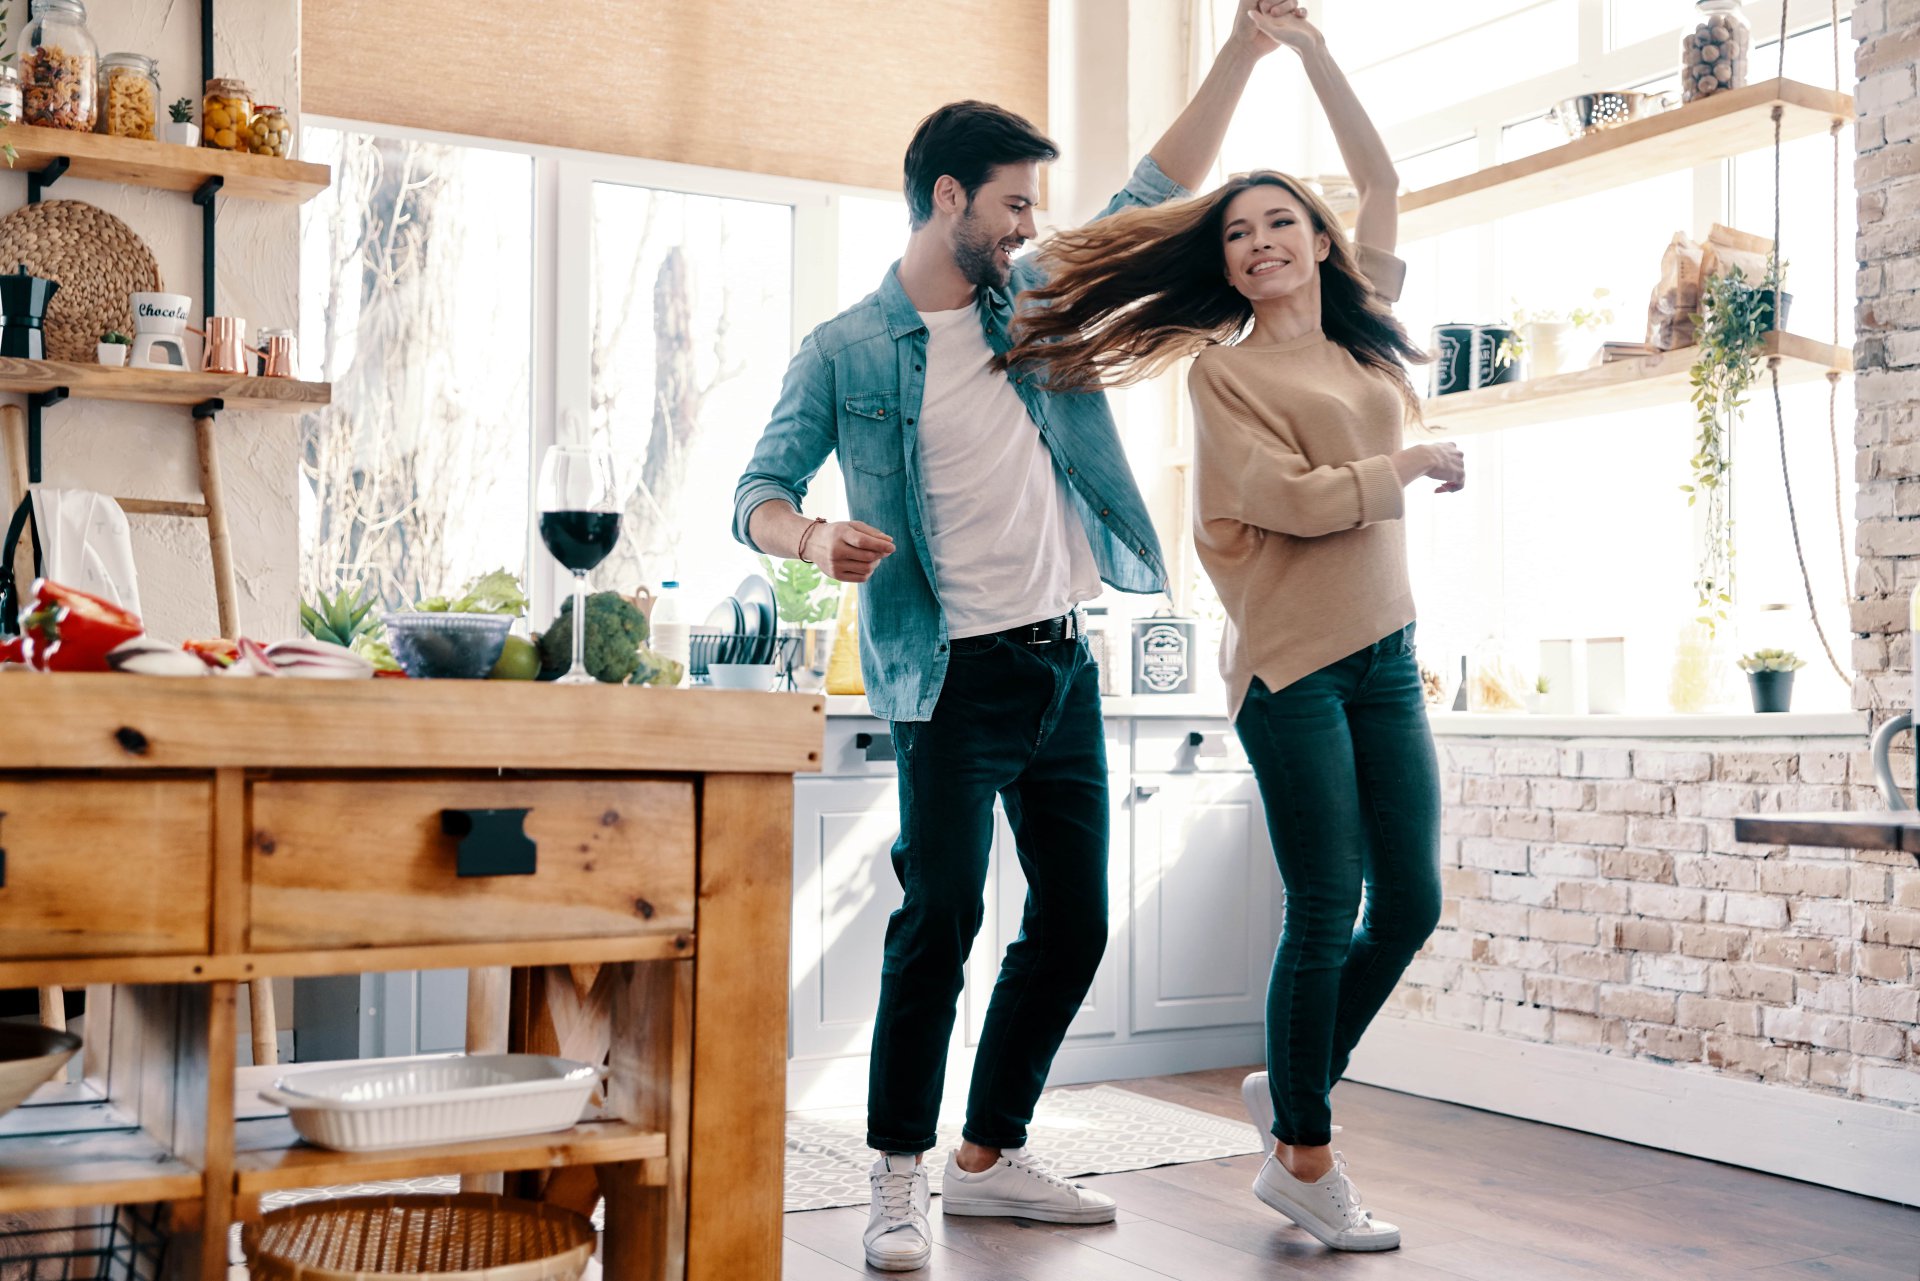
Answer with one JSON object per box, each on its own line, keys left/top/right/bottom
{"left": 1066, "top": 467, "right": 1075, "bottom": 475}
{"left": 1101, "top": 508, "right": 1110, "bottom": 516}
{"left": 907, "top": 417, "right": 915, "bottom": 425}
{"left": 914, "top": 364, "right": 923, "bottom": 372}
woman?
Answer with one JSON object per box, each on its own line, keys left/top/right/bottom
{"left": 999, "top": 4, "right": 1464, "bottom": 1253}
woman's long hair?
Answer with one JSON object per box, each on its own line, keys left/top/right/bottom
{"left": 999, "top": 171, "right": 1428, "bottom": 416}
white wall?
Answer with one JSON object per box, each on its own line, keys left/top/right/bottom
{"left": 0, "top": 3, "right": 301, "bottom": 642}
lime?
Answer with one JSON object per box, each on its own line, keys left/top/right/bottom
{"left": 490, "top": 634, "right": 540, "bottom": 680}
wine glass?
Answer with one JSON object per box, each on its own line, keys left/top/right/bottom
{"left": 538, "top": 443, "right": 621, "bottom": 685}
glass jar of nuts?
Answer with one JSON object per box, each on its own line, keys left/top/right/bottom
{"left": 97, "top": 52, "right": 158, "bottom": 140}
{"left": 1681, "top": 0, "right": 1750, "bottom": 103}
{"left": 17, "top": 0, "right": 99, "bottom": 131}
{"left": 246, "top": 104, "right": 292, "bottom": 159}
{"left": 202, "top": 76, "right": 251, "bottom": 151}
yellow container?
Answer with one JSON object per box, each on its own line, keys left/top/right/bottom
{"left": 824, "top": 586, "right": 864, "bottom": 696}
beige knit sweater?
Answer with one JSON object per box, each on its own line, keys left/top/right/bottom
{"left": 1187, "top": 245, "right": 1415, "bottom": 721}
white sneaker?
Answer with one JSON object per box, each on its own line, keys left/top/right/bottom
{"left": 1240, "top": 1071, "right": 1341, "bottom": 1140}
{"left": 939, "top": 1146, "right": 1117, "bottom": 1224}
{"left": 864, "top": 1153, "right": 931, "bottom": 1272}
{"left": 1252, "top": 1151, "right": 1400, "bottom": 1251}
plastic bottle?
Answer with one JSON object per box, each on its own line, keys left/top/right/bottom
{"left": 651, "top": 580, "right": 690, "bottom": 688}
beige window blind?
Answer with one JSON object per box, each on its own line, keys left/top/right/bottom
{"left": 301, "top": 0, "right": 1049, "bottom": 192}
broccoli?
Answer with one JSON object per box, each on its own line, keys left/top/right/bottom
{"left": 536, "top": 591, "right": 650, "bottom": 683}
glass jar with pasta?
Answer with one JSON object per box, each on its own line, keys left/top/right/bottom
{"left": 97, "top": 52, "right": 158, "bottom": 140}
{"left": 201, "top": 76, "right": 251, "bottom": 151}
{"left": 17, "top": 0, "right": 99, "bottom": 131}
{"left": 246, "top": 104, "right": 292, "bottom": 159}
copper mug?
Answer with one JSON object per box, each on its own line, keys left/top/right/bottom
{"left": 199, "top": 316, "right": 251, "bottom": 374}
{"left": 258, "top": 327, "right": 296, "bottom": 378}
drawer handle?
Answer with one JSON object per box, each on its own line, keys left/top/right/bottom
{"left": 853, "top": 732, "right": 895, "bottom": 761}
{"left": 1185, "top": 731, "right": 1230, "bottom": 758}
{"left": 1134, "top": 784, "right": 1160, "bottom": 801}
{"left": 440, "top": 808, "right": 536, "bottom": 877}
{"left": 0, "top": 809, "right": 7, "bottom": 888}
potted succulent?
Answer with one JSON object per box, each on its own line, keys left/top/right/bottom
{"left": 1739, "top": 648, "right": 1805, "bottom": 713}
{"left": 1524, "top": 673, "right": 1551, "bottom": 713}
{"left": 166, "top": 97, "right": 196, "bottom": 147}
{"left": 97, "top": 329, "right": 129, "bottom": 367}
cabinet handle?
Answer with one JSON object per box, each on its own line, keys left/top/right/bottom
{"left": 0, "top": 810, "right": 7, "bottom": 888}
{"left": 853, "top": 732, "right": 895, "bottom": 761}
{"left": 1134, "top": 784, "right": 1160, "bottom": 801}
{"left": 441, "top": 808, "right": 536, "bottom": 877}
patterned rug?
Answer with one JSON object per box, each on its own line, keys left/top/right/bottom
{"left": 784, "top": 1084, "right": 1264, "bottom": 1211}
{"left": 248, "top": 1085, "right": 1262, "bottom": 1221}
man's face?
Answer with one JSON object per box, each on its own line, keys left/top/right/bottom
{"left": 948, "top": 162, "right": 1041, "bottom": 292}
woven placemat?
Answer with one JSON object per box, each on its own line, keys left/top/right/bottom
{"left": 0, "top": 200, "right": 162, "bottom": 362}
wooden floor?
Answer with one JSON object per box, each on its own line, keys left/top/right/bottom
{"left": 782, "top": 1066, "right": 1920, "bottom": 1279}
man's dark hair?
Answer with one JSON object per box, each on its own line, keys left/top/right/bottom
{"left": 902, "top": 101, "right": 1058, "bottom": 228}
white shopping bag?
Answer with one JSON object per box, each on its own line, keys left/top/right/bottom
{"left": 30, "top": 488, "right": 142, "bottom": 618}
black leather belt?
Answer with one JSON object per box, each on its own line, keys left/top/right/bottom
{"left": 993, "top": 612, "right": 1080, "bottom": 646}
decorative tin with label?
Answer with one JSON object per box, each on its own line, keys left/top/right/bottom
{"left": 1429, "top": 323, "right": 1473, "bottom": 396}
{"left": 1470, "top": 324, "right": 1520, "bottom": 389}
{"left": 1131, "top": 615, "right": 1195, "bottom": 695}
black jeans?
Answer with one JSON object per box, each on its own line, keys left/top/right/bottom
{"left": 866, "top": 630, "right": 1107, "bottom": 1154}
{"left": 1235, "top": 623, "right": 1444, "bottom": 1147}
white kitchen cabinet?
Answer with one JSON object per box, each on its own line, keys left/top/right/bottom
{"left": 1130, "top": 770, "right": 1280, "bottom": 1033}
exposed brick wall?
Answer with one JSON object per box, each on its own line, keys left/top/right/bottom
{"left": 1385, "top": 739, "right": 1920, "bottom": 1110}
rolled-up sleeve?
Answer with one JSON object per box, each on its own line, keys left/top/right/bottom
{"left": 1354, "top": 243, "right": 1407, "bottom": 304}
{"left": 1095, "top": 153, "right": 1190, "bottom": 222}
{"left": 1189, "top": 361, "right": 1404, "bottom": 539}
{"left": 732, "top": 333, "right": 836, "bottom": 551}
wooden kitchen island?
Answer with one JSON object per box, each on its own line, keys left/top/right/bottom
{"left": 0, "top": 675, "right": 824, "bottom": 1281}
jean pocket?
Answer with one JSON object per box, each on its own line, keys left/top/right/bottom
{"left": 950, "top": 633, "right": 1001, "bottom": 656}
{"left": 841, "top": 395, "right": 904, "bottom": 477}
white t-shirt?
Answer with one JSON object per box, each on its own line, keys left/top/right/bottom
{"left": 916, "top": 304, "right": 1100, "bottom": 638}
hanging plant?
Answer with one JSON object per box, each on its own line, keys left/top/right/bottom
{"left": 1683, "top": 258, "right": 1782, "bottom": 632}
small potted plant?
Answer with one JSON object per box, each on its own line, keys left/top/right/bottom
{"left": 1499, "top": 289, "right": 1614, "bottom": 378}
{"left": 1525, "top": 673, "right": 1551, "bottom": 713}
{"left": 1739, "top": 648, "right": 1805, "bottom": 713}
{"left": 761, "top": 554, "right": 840, "bottom": 691}
{"left": 166, "top": 97, "right": 197, "bottom": 147}
{"left": 97, "top": 330, "right": 129, "bottom": 367}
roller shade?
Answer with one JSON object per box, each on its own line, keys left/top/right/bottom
{"left": 301, "top": 0, "right": 1050, "bottom": 192}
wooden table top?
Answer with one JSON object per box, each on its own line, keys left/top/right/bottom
{"left": 1733, "top": 811, "right": 1920, "bottom": 861}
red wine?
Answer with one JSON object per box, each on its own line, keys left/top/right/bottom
{"left": 540, "top": 510, "right": 622, "bottom": 572}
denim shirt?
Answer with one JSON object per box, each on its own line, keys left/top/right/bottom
{"left": 733, "top": 155, "right": 1184, "bottom": 721}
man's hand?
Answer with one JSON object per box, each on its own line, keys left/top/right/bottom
{"left": 812, "top": 520, "right": 897, "bottom": 584}
{"left": 1236, "top": 0, "right": 1313, "bottom": 56}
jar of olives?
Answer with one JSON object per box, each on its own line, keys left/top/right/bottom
{"left": 1681, "top": 0, "right": 1750, "bottom": 103}
{"left": 246, "top": 104, "right": 292, "bottom": 159}
{"left": 97, "top": 52, "right": 158, "bottom": 140}
{"left": 17, "top": 0, "right": 99, "bottom": 131}
{"left": 202, "top": 76, "right": 251, "bottom": 151}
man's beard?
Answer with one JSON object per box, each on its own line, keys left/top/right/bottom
{"left": 953, "top": 204, "right": 1013, "bottom": 292}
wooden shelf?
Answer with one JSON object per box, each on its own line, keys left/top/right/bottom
{"left": 232, "top": 1118, "right": 667, "bottom": 1194}
{"left": 1358, "top": 78, "right": 1852, "bottom": 242}
{"left": 0, "top": 123, "right": 331, "bottom": 204}
{"left": 1419, "top": 331, "right": 1850, "bottom": 435}
{"left": 0, "top": 1095, "right": 200, "bottom": 1212}
{"left": 0, "top": 358, "right": 330, "bottom": 414}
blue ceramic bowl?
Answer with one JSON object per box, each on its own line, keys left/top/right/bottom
{"left": 382, "top": 612, "right": 514, "bottom": 679}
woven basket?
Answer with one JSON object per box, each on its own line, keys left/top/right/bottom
{"left": 242, "top": 1195, "right": 595, "bottom": 1281}
{"left": 0, "top": 200, "right": 162, "bottom": 362}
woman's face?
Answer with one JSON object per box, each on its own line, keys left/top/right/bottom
{"left": 1220, "top": 185, "right": 1329, "bottom": 302}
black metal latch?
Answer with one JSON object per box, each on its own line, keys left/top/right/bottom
{"left": 441, "top": 808, "right": 536, "bottom": 877}
{"left": 0, "top": 810, "right": 7, "bottom": 888}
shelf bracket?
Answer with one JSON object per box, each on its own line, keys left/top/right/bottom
{"left": 193, "top": 175, "right": 223, "bottom": 206}
{"left": 195, "top": 176, "right": 223, "bottom": 317}
{"left": 193, "top": 398, "right": 223, "bottom": 421}
{"left": 24, "top": 388, "right": 68, "bottom": 484}
{"left": 27, "top": 156, "right": 70, "bottom": 205}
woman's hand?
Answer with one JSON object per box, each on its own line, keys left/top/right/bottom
{"left": 1390, "top": 443, "right": 1466, "bottom": 494}
{"left": 1246, "top": 0, "right": 1326, "bottom": 53}
{"left": 1235, "top": 0, "right": 1313, "bottom": 57}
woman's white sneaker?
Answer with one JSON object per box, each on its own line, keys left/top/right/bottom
{"left": 864, "top": 1153, "right": 931, "bottom": 1271}
{"left": 1252, "top": 1151, "right": 1401, "bottom": 1251}
{"left": 940, "top": 1146, "right": 1117, "bottom": 1224}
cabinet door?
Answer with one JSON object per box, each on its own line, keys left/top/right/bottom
{"left": 791, "top": 777, "right": 905, "bottom": 1061}
{"left": 1130, "top": 772, "right": 1278, "bottom": 1033}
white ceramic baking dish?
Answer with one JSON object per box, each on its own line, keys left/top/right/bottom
{"left": 257, "top": 1053, "right": 600, "bottom": 1152}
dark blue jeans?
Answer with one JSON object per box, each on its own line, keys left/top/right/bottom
{"left": 866, "top": 630, "right": 1107, "bottom": 1154}
{"left": 1235, "top": 623, "right": 1443, "bottom": 1147}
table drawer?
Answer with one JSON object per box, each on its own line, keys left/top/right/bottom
{"left": 0, "top": 778, "right": 213, "bottom": 957}
{"left": 248, "top": 779, "right": 696, "bottom": 950}
{"left": 1133, "top": 719, "right": 1250, "bottom": 773}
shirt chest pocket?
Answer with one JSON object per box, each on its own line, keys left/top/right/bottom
{"left": 840, "top": 394, "right": 905, "bottom": 477}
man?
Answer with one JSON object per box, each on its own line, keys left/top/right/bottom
{"left": 733, "top": 4, "right": 1290, "bottom": 1269}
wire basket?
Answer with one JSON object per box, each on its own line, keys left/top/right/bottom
{"left": 243, "top": 1194, "right": 593, "bottom": 1281}
{"left": 688, "top": 630, "right": 802, "bottom": 683}
{"left": 0, "top": 1203, "right": 169, "bottom": 1281}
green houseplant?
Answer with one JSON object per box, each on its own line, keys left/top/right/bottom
{"left": 1498, "top": 289, "right": 1613, "bottom": 376}
{"left": 165, "top": 95, "right": 196, "bottom": 147}
{"left": 1684, "top": 260, "right": 1783, "bottom": 635}
{"left": 1738, "top": 647, "right": 1804, "bottom": 713}
{"left": 761, "top": 555, "right": 840, "bottom": 690}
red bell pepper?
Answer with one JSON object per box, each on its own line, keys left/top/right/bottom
{"left": 3, "top": 580, "right": 144, "bottom": 671}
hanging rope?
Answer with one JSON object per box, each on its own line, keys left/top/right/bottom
{"left": 1765, "top": 0, "right": 1849, "bottom": 683}
{"left": 1829, "top": 0, "right": 1850, "bottom": 608}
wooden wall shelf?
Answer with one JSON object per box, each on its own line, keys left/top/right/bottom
{"left": 232, "top": 1118, "right": 668, "bottom": 1193}
{"left": 0, "top": 123, "right": 331, "bottom": 204}
{"left": 1354, "top": 78, "right": 1852, "bottom": 243}
{"left": 1420, "top": 332, "right": 1850, "bottom": 436}
{"left": 0, "top": 358, "right": 330, "bottom": 414}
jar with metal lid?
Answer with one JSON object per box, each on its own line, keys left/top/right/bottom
{"left": 97, "top": 52, "right": 157, "bottom": 140}
{"left": 1681, "top": 0, "right": 1750, "bottom": 103}
{"left": 246, "top": 104, "right": 292, "bottom": 159}
{"left": 257, "top": 327, "right": 296, "bottom": 378}
{"left": 0, "top": 65, "right": 22, "bottom": 127}
{"left": 17, "top": 0, "right": 98, "bottom": 131}
{"left": 202, "top": 76, "right": 251, "bottom": 151}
